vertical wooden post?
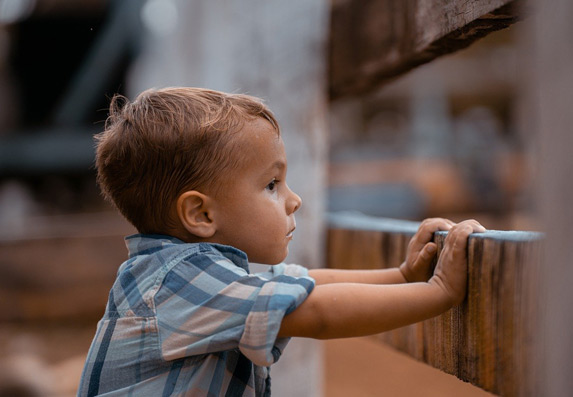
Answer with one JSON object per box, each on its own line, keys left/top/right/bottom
{"left": 530, "top": 0, "right": 573, "bottom": 395}
{"left": 128, "top": 1, "right": 329, "bottom": 395}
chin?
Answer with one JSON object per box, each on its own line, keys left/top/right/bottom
{"left": 266, "top": 256, "right": 286, "bottom": 265}
{"left": 265, "top": 251, "right": 289, "bottom": 265}
{"left": 249, "top": 246, "right": 288, "bottom": 265}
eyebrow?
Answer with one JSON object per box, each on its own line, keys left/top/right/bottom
{"left": 267, "top": 160, "right": 286, "bottom": 172}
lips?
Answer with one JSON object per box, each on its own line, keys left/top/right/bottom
{"left": 286, "top": 226, "right": 296, "bottom": 238}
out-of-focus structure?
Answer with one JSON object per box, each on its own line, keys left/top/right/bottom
{"left": 0, "top": 0, "right": 571, "bottom": 396}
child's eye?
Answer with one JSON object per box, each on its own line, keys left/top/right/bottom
{"left": 266, "top": 179, "right": 277, "bottom": 191}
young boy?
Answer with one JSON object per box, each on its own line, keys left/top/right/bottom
{"left": 78, "top": 87, "right": 485, "bottom": 396}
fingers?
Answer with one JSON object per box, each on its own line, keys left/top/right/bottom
{"left": 411, "top": 218, "right": 456, "bottom": 248}
{"left": 404, "top": 218, "right": 485, "bottom": 287}
{"left": 411, "top": 242, "right": 437, "bottom": 267}
{"left": 446, "top": 220, "right": 485, "bottom": 260}
{"left": 419, "top": 218, "right": 455, "bottom": 234}
{"left": 430, "top": 219, "right": 486, "bottom": 305}
{"left": 406, "top": 243, "right": 437, "bottom": 282}
{"left": 421, "top": 242, "right": 437, "bottom": 260}
{"left": 445, "top": 219, "right": 486, "bottom": 246}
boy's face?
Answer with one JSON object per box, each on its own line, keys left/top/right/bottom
{"left": 210, "top": 118, "right": 302, "bottom": 264}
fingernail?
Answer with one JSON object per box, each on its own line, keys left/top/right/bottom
{"left": 427, "top": 245, "right": 437, "bottom": 253}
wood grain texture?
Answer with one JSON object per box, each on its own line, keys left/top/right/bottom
{"left": 329, "top": 0, "right": 524, "bottom": 98}
{"left": 327, "top": 213, "right": 542, "bottom": 396}
{"left": 0, "top": 213, "right": 135, "bottom": 322}
{"left": 0, "top": 235, "right": 128, "bottom": 322}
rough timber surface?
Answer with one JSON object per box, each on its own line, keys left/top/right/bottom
{"left": 329, "top": 0, "right": 524, "bottom": 98}
{"left": 327, "top": 212, "right": 542, "bottom": 396}
{"left": 0, "top": 213, "right": 134, "bottom": 322}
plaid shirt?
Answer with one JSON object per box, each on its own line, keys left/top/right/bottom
{"left": 78, "top": 235, "right": 315, "bottom": 397}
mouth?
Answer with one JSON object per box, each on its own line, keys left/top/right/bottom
{"left": 286, "top": 226, "right": 296, "bottom": 239}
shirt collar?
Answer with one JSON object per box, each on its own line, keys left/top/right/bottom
{"left": 124, "top": 234, "right": 251, "bottom": 272}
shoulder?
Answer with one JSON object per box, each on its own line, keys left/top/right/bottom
{"left": 173, "top": 243, "right": 250, "bottom": 279}
{"left": 153, "top": 243, "right": 252, "bottom": 302}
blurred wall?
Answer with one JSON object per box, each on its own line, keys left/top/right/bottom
{"left": 530, "top": 0, "right": 573, "bottom": 394}
{"left": 127, "top": 1, "right": 329, "bottom": 396}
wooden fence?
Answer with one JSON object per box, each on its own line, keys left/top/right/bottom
{"left": 0, "top": 213, "right": 133, "bottom": 322}
{"left": 0, "top": 211, "right": 544, "bottom": 395}
{"left": 327, "top": 212, "right": 543, "bottom": 396}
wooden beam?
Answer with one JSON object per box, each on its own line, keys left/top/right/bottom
{"left": 0, "top": 213, "right": 134, "bottom": 322}
{"left": 329, "top": 0, "right": 524, "bottom": 99}
{"left": 327, "top": 212, "right": 542, "bottom": 396}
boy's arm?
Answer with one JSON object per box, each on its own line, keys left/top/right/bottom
{"left": 308, "top": 268, "right": 407, "bottom": 285}
{"left": 309, "top": 218, "right": 455, "bottom": 286}
{"left": 278, "top": 220, "right": 485, "bottom": 339}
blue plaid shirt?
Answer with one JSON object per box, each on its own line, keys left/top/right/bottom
{"left": 78, "top": 235, "right": 315, "bottom": 396}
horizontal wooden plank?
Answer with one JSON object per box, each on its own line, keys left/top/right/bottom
{"left": 0, "top": 235, "right": 127, "bottom": 322}
{"left": 327, "top": 212, "right": 542, "bottom": 396}
{"left": 329, "top": 0, "right": 524, "bottom": 98}
{"left": 0, "top": 213, "right": 135, "bottom": 322}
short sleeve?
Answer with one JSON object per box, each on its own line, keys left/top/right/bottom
{"left": 155, "top": 253, "right": 315, "bottom": 367}
{"left": 240, "top": 265, "right": 314, "bottom": 365}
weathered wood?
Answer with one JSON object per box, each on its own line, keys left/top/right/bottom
{"left": 0, "top": 213, "right": 134, "bottom": 322}
{"left": 327, "top": 212, "right": 542, "bottom": 396}
{"left": 0, "top": 236, "right": 126, "bottom": 322}
{"left": 329, "top": 0, "right": 524, "bottom": 98}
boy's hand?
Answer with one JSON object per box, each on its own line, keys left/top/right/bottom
{"left": 399, "top": 218, "right": 455, "bottom": 283}
{"left": 429, "top": 219, "right": 486, "bottom": 306}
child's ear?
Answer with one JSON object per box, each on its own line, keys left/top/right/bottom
{"left": 176, "top": 191, "right": 216, "bottom": 238}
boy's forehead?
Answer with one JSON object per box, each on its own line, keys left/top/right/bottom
{"left": 241, "top": 116, "right": 280, "bottom": 138}
{"left": 236, "top": 118, "right": 282, "bottom": 147}
{"left": 233, "top": 118, "right": 285, "bottom": 165}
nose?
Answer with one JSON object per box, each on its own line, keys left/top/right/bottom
{"left": 286, "top": 185, "right": 302, "bottom": 214}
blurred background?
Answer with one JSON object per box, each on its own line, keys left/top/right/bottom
{"left": 0, "top": 0, "right": 550, "bottom": 396}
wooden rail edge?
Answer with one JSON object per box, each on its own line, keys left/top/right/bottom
{"left": 327, "top": 212, "right": 543, "bottom": 397}
{"left": 329, "top": 0, "right": 525, "bottom": 99}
